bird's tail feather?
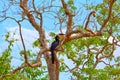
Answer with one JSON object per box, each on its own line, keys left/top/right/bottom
{"left": 51, "top": 50, "right": 54, "bottom": 64}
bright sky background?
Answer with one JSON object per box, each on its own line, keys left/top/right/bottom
{"left": 0, "top": 0, "right": 120, "bottom": 80}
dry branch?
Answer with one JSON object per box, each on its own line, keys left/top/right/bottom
{"left": 85, "top": 11, "right": 96, "bottom": 34}
{"left": 0, "top": 0, "right": 116, "bottom": 80}
{"left": 61, "top": 0, "right": 74, "bottom": 34}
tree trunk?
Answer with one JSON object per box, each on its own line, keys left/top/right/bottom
{"left": 45, "top": 52, "right": 60, "bottom": 80}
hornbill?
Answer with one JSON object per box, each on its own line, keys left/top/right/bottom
{"left": 50, "top": 34, "right": 65, "bottom": 64}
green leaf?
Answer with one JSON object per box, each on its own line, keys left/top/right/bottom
{"left": 49, "top": 32, "right": 56, "bottom": 37}
{"left": 71, "top": 6, "right": 77, "bottom": 10}
{"left": 33, "top": 38, "right": 41, "bottom": 48}
{"left": 67, "top": 0, "right": 74, "bottom": 5}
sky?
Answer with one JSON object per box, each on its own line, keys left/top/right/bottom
{"left": 0, "top": 0, "right": 120, "bottom": 80}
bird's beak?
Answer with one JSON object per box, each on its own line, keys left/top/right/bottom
{"left": 58, "top": 34, "right": 65, "bottom": 40}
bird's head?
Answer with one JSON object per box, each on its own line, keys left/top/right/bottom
{"left": 55, "top": 35, "right": 59, "bottom": 41}
{"left": 55, "top": 33, "right": 65, "bottom": 41}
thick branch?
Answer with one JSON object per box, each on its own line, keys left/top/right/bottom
{"left": 20, "top": 0, "right": 40, "bottom": 32}
{"left": 36, "top": 48, "right": 49, "bottom": 62}
{"left": 61, "top": 0, "right": 73, "bottom": 34}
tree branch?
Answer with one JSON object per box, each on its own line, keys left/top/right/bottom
{"left": 20, "top": 0, "right": 40, "bottom": 32}
{"left": 61, "top": 0, "right": 74, "bottom": 34}
{"left": 0, "top": 16, "right": 42, "bottom": 79}
{"left": 100, "top": 0, "right": 116, "bottom": 33}
{"left": 85, "top": 11, "right": 96, "bottom": 34}
{"left": 0, "top": 64, "right": 27, "bottom": 80}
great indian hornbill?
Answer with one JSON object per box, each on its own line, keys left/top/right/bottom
{"left": 50, "top": 34, "right": 65, "bottom": 64}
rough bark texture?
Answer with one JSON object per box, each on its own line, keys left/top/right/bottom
{"left": 0, "top": 0, "right": 116, "bottom": 80}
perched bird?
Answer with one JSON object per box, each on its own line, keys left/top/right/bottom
{"left": 50, "top": 35, "right": 60, "bottom": 64}
{"left": 50, "top": 34, "right": 65, "bottom": 64}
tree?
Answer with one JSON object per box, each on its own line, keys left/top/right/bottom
{"left": 0, "top": 0, "right": 120, "bottom": 80}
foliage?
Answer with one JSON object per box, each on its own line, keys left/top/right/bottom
{"left": 21, "top": 66, "right": 48, "bottom": 80}
{"left": 0, "top": 32, "right": 27, "bottom": 80}
{"left": 0, "top": 0, "right": 120, "bottom": 80}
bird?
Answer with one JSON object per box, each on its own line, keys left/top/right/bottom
{"left": 50, "top": 35, "right": 60, "bottom": 64}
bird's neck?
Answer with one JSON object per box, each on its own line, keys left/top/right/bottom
{"left": 55, "top": 39, "right": 59, "bottom": 42}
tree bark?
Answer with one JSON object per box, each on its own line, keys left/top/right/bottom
{"left": 45, "top": 52, "right": 60, "bottom": 80}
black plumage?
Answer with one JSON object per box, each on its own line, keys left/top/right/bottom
{"left": 50, "top": 35, "right": 59, "bottom": 64}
